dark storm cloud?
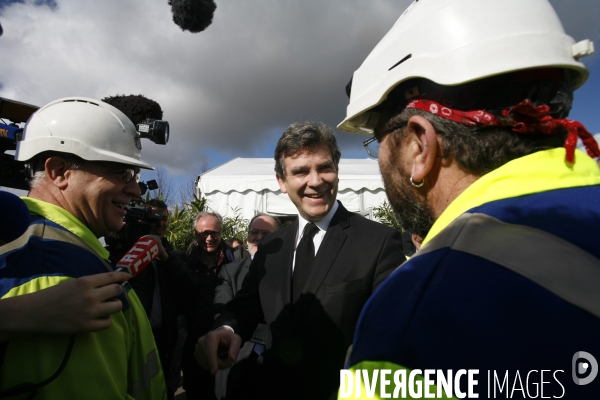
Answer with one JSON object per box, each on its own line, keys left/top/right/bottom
{"left": 0, "top": 0, "right": 597, "bottom": 177}
{"left": 138, "top": 0, "right": 408, "bottom": 167}
{"left": 0, "top": 0, "right": 407, "bottom": 173}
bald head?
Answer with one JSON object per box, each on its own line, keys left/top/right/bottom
{"left": 247, "top": 214, "right": 279, "bottom": 256}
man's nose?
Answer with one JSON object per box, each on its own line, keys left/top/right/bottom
{"left": 307, "top": 170, "right": 324, "bottom": 187}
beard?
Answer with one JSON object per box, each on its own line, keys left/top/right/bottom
{"left": 379, "top": 153, "right": 435, "bottom": 239}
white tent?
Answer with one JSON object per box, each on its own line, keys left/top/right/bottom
{"left": 195, "top": 158, "right": 387, "bottom": 220}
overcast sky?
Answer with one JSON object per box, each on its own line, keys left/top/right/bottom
{"left": 1, "top": 0, "right": 599, "bottom": 192}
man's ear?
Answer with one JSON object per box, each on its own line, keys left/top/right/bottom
{"left": 275, "top": 173, "right": 288, "bottom": 194}
{"left": 44, "top": 156, "right": 70, "bottom": 190}
{"left": 405, "top": 115, "right": 439, "bottom": 183}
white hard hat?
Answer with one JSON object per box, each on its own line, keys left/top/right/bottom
{"left": 339, "top": 0, "right": 594, "bottom": 134}
{"left": 16, "top": 97, "right": 154, "bottom": 169}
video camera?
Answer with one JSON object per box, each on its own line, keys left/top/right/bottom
{"left": 117, "top": 204, "right": 164, "bottom": 244}
{"left": 136, "top": 118, "right": 169, "bottom": 145}
{"left": 105, "top": 180, "right": 163, "bottom": 260}
{"left": 0, "top": 97, "right": 39, "bottom": 190}
{"left": 110, "top": 180, "right": 160, "bottom": 242}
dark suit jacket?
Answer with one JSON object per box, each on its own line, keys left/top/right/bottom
{"left": 213, "top": 202, "right": 405, "bottom": 399}
{"left": 214, "top": 256, "right": 269, "bottom": 400}
{"left": 214, "top": 257, "right": 253, "bottom": 313}
{"left": 214, "top": 256, "right": 269, "bottom": 346}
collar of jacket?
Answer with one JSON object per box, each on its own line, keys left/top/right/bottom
{"left": 21, "top": 197, "right": 111, "bottom": 261}
{"left": 423, "top": 148, "right": 600, "bottom": 247}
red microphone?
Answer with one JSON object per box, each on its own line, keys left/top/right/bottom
{"left": 115, "top": 236, "right": 161, "bottom": 277}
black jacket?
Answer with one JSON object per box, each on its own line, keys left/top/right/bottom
{"left": 214, "top": 202, "right": 405, "bottom": 400}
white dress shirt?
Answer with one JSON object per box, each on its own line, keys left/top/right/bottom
{"left": 218, "top": 201, "right": 340, "bottom": 333}
{"left": 292, "top": 200, "right": 339, "bottom": 272}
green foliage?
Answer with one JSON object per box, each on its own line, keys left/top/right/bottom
{"left": 165, "top": 196, "right": 207, "bottom": 251}
{"left": 221, "top": 207, "right": 249, "bottom": 244}
{"left": 164, "top": 197, "right": 249, "bottom": 252}
{"left": 189, "top": 196, "right": 209, "bottom": 214}
{"left": 373, "top": 200, "right": 402, "bottom": 232}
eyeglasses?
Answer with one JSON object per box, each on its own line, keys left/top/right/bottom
{"left": 248, "top": 229, "right": 273, "bottom": 237}
{"left": 195, "top": 230, "right": 221, "bottom": 238}
{"left": 91, "top": 162, "right": 141, "bottom": 183}
{"left": 363, "top": 121, "right": 408, "bottom": 158}
{"left": 119, "top": 168, "right": 141, "bottom": 183}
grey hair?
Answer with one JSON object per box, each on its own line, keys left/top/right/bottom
{"left": 248, "top": 213, "right": 281, "bottom": 231}
{"left": 193, "top": 211, "right": 223, "bottom": 231}
{"left": 28, "top": 170, "right": 47, "bottom": 189}
{"left": 274, "top": 121, "right": 341, "bottom": 178}
{"left": 27, "top": 156, "right": 83, "bottom": 189}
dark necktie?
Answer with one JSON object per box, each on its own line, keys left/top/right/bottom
{"left": 292, "top": 222, "right": 319, "bottom": 304}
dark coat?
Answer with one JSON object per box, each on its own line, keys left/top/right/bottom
{"left": 175, "top": 240, "right": 235, "bottom": 399}
{"left": 128, "top": 238, "right": 183, "bottom": 375}
{"left": 214, "top": 202, "right": 406, "bottom": 400}
{"left": 214, "top": 256, "right": 269, "bottom": 400}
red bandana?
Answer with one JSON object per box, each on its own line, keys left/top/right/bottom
{"left": 406, "top": 99, "right": 600, "bottom": 164}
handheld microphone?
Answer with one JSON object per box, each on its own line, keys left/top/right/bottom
{"left": 115, "top": 236, "right": 161, "bottom": 277}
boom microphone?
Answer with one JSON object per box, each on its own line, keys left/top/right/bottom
{"left": 101, "top": 95, "right": 163, "bottom": 126}
{"left": 115, "top": 236, "right": 161, "bottom": 277}
{"left": 169, "top": 0, "right": 216, "bottom": 33}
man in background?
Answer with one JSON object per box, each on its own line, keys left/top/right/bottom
{"left": 126, "top": 198, "right": 182, "bottom": 400}
{"left": 226, "top": 237, "right": 249, "bottom": 261}
{"left": 181, "top": 212, "right": 235, "bottom": 400}
{"left": 213, "top": 213, "right": 280, "bottom": 399}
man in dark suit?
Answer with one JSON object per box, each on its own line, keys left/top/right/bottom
{"left": 213, "top": 213, "right": 281, "bottom": 399}
{"left": 195, "top": 121, "right": 405, "bottom": 400}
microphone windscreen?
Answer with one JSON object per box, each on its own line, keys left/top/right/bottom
{"left": 115, "top": 236, "right": 161, "bottom": 277}
{"left": 101, "top": 95, "right": 163, "bottom": 126}
{"left": 169, "top": 0, "right": 216, "bottom": 33}
{"left": 0, "top": 191, "right": 30, "bottom": 244}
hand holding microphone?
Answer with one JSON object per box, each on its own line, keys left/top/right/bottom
{"left": 115, "top": 235, "right": 167, "bottom": 277}
{"left": 0, "top": 271, "right": 130, "bottom": 339}
{"left": 32, "top": 235, "right": 167, "bottom": 334}
{"left": 0, "top": 235, "right": 169, "bottom": 340}
{"left": 28, "top": 235, "right": 166, "bottom": 334}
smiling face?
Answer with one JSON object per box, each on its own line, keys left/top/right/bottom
{"left": 195, "top": 215, "right": 222, "bottom": 254}
{"left": 64, "top": 161, "right": 141, "bottom": 238}
{"left": 276, "top": 145, "right": 339, "bottom": 222}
